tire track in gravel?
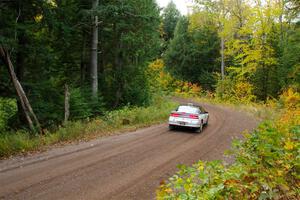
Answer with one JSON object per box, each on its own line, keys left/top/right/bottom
{"left": 0, "top": 100, "right": 258, "bottom": 200}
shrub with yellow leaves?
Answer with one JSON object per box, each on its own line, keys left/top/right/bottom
{"left": 147, "top": 59, "right": 202, "bottom": 97}
{"left": 279, "top": 88, "right": 300, "bottom": 110}
{"left": 234, "top": 81, "right": 256, "bottom": 103}
{"left": 157, "top": 91, "right": 300, "bottom": 200}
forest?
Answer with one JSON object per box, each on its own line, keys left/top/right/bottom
{"left": 0, "top": 0, "right": 299, "bottom": 142}
{"left": 0, "top": 0, "right": 299, "bottom": 199}
{"left": 1, "top": 0, "right": 162, "bottom": 132}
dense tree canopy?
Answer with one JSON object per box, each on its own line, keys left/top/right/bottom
{"left": 0, "top": 0, "right": 299, "bottom": 131}
{"left": 164, "top": 14, "right": 220, "bottom": 90}
{"left": 163, "top": 0, "right": 299, "bottom": 102}
{"left": 161, "top": 1, "right": 181, "bottom": 42}
{"left": 0, "top": 0, "right": 160, "bottom": 129}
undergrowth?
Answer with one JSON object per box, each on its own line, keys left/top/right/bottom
{"left": 157, "top": 88, "right": 300, "bottom": 199}
{"left": 0, "top": 97, "right": 178, "bottom": 158}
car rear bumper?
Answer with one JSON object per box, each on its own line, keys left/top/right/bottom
{"left": 169, "top": 122, "right": 201, "bottom": 128}
{"left": 169, "top": 117, "right": 201, "bottom": 128}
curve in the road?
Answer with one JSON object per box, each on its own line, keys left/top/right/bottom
{"left": 0, "top": 102, "right": 258, "bottom": 200}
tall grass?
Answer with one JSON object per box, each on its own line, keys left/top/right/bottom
{"left": 0, "top": 98, "right": 178, "bottom": 158}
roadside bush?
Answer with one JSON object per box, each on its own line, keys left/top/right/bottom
{"left": 122, "top": 70, "right": 152, "bottom": 107}
{"left": 279, "top": 88, "right": 300, "bottom": 110}
{"left": 147, "top": 59, "right": 203, "bottom": 97}
{"left": 0, "top": 98, "right": 178, "bottom": 158}
{"left": 0, "top": 98, "right": 17, "bottom": 132}
{"left": 157, "top": 94, "right": 300, "bottom": 199}
{"left": 0, "top": 131, "right": 40, "bottom": 156}
{"left": 215, "top": 77, "right": 256, "bottom": 104}
{"left": 215, "top": 77, "right": 236, "bottom": 102}
{"left": 69, "top": 87, "right": 92, "bottom": 120}
{"left": 25, "top": 80, "right": 105, "bottom": 128}
{"left": 234, "top": 81, "right": 256, "bottom": 103}
{"left": 29, "top": 80, "right": 64, "bottom": 127}
{"left": 174, "top": 82, "right": 202, "bottom": 97}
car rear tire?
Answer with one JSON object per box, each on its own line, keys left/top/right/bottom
{"left": 196, "top": 123, "right": 203, "bottom": 133}
{"left": 169, "top": 125, "right": 175, "bottom": 131}
{"left": 205, "top": 119, "right": 209, "bottom": 126}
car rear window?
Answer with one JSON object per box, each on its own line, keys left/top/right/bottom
{"left": 177, "top": 106, "right": 199, "bottom": 114}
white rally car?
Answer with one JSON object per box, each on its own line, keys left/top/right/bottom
{"left": 168, "top": 103, "right": 209, "bottom": 132}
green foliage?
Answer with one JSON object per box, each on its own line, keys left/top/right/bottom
{"left": 161, "top": 1, "right": 181, "bottom": 42}
{"left": 279, "top": 23, "right": 300, "bottom": 90}
{"left": 28, "top": 80, "right": 64, "bottom": 127}
{"left": 147, "top": 59, "right": 203, "bottom": 98}
{"left": 0, "top": 98, "right": 178, "bottom": 158}
{"left": 158, "top": 102, "right": 300, "bottom": 200}
{"left": 122, "top": 69, "right": 151, "bottom": 106}
{"left": 69, "top": 87, "right": 105, "bottom": 120}
{"left": 178, "top": 0, "right": 300, "bottom": 103}
{"left": 215, "top": 77, "right": 235, "bottom": 101}
{"left": 0, "top": 98, "right": 17, "bottom": 132}
{"left": 24, "top": 80, "right": 105, "bottom": 127}
{"left": 215, "top": 77, "right": 256, "bottom": 104}
{"left": 164, "top": 15, "right": 220, "bottom": 90}
{"left": 0, "top": 131, "right": 40, "bottom": 156}
{"left": 0, "top": 0, "right": 161, "bottom": 131}
{"left": 98, "top": 0, "right": 161, "bottom": 107}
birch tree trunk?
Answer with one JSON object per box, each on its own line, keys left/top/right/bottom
{"left": 90, "top": 0, "right": 99, "bottom": 99}
{"left": 221, "top": 36, "right": 225, "bottom": 80}
{"left": 220, "top": 0, "right": 226, "bottom": 80}
{"left": 64, "top": 84, "right": 70, "bottom": 124}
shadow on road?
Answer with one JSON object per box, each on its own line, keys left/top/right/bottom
{"left": 168, "top": 125, "right": 208, "bottom": 134}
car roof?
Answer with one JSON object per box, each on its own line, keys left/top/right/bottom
{"left": 178, "top": 104, "right": 205, "bottom": 112}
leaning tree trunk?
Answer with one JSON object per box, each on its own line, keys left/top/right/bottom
{"left": 15, "top": 2, "right": 27, "bottom": 125}
{"left": 0, "top": 45, "right": 41, "bottom": 133}
{"left": 90, "top": 0, "right": 99, "bottom": 99}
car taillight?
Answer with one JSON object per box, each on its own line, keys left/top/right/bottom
{"left": 189, "top": 114, "right": 198, "bottom": 119}
{"left": 170, "top": 113, "right": 180, "bottom": 117}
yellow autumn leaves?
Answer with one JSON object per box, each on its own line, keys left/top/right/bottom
{"left": 147, "top": 59, "right": 202, "bottom": 97}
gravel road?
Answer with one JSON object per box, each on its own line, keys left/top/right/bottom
{"left": 0, "top": 102, "right": 258, "bottom": 200}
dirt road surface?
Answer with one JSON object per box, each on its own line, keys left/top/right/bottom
{"left": 0, "top": 102, "right": 258, "bottom": 200}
